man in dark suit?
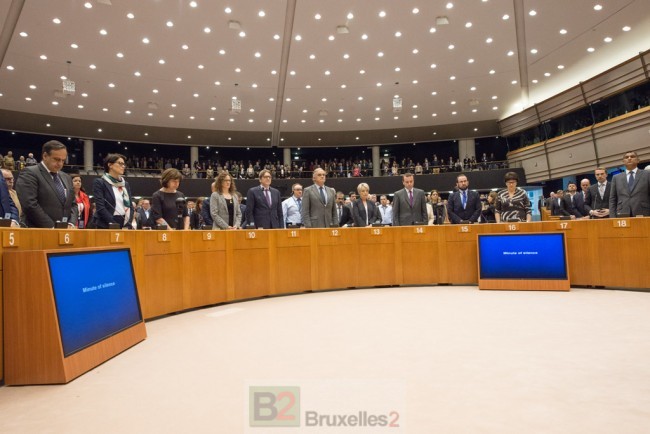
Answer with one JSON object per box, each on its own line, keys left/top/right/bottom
{"left": 15, "top": 140, "right": 77, "bottom": 228}
{"left": 550, "top": 189, "right": 573, "bottom": 218}
{"left": 245, "top": 169, "right": 283, "bottom": 228}
{"left": 335, "top": 191, "right": 353, "bottom": 226}
{"left": 587, "top": 167, "right": 611, "bottom": 218}
{"left": 136, "top": 199, "right": 156, "bottom": 229}
{"left": 301, "top": 168, "right": 337, "bottom": 228}
{"left": 577, "top": 179, "right": 592, "bottom": 217}
{"left": 392, "top": 173, "right": 427, "bottom": 226}
{"left": 446, "top": 174, "right": 482, "bottom": 224}
{"left": 609, "top": 151, "right": 650, "bottom": 217}
{"left": 0, "top": 175, "right": 19, "bottom": 226}
{"left": 565, "top": 182, "right": 585, "bottom": 218}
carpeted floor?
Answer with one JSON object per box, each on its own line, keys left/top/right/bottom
{"left": 1, "top": 286, "right": 649, "bottom": 433}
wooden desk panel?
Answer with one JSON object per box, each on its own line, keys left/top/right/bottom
{"left": 356, "top": 228, "right": 397, "bottom": 287}
{"left": 188, "top": 231, "right": 226, "bottom": 252}
{"left": 142, "top": 231, "right": 183, "bottom": 255}
{"left": 398, "top": 226, "right": 441, "bottom": 285}
{"left": 140, "top": 253, "right": 184, "bottom": 318}
{"left": 185, "top": 251, "right": 228, "bottom": 308}
{"left": 313, "top": 229, "right": 359, "bottom": 289}
{"left": 232, "top": 248, "right": 271, "bottom": 299}
{"left": 275, "top": 246, "right": 311, "bottom": 294}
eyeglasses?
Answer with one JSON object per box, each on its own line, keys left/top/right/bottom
{"left": 113, "top": 161, "right": 126, "bottom": 166}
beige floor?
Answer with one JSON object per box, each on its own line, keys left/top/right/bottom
{"left": 1, "top": 286, "right": 650, "bottom": 434}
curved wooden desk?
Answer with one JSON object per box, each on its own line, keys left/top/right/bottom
{"left": 2, "top": 218, "right": 648, "bottom": 382}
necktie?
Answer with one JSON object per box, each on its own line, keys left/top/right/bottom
{"left": 599, "top": 183, "right": 605, "bottom": 199}
{"left": 296, "top": 198, "right": 302, "bottom": 211}
{"left": 338, "top": 205, "right": 342, "bottom": 220}
{"left": 461, "top": 190, "right": 467, "bottom": 209}
{"left": 408, "top": 190, "right": 413, "bottom": 207}
{"left": 319, "top": 187, "right": 326, "bottom": 204}
{"left": 628, "top": 171, "right": 635, "bottom": 191}
{"left": 264, "top": 189, "right": 271, "bottom": 206}
{"left": 51, "top": 172, "right": 66, "bottom": 204}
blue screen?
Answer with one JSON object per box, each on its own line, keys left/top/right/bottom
{"left": 48, "top": 249, "right": 143, "bottom": 357}
{"left": 478, "top": 233, "right": 567, "bottom": 279}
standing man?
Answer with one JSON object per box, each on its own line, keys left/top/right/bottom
{"left": 588, "top": 168, "right": 611, "bottom": 218}
{"left": 0, "top": 172, "right": 19, "bottom": 226}
{"left": 446, "top": 174, "right": 482, "bottom": 224}
{"left": 392, "top": 173, "right": 427, "bottom": 226}
{"left": 15, "top": 140, "right": 77, "bottom": 228}
{"left": 335, "top": 191, "right": 353, "bottom": 227}
{"left": 377, "top": 195, "right": 393, "bottom": 225}
{"left": 565, "top": 182, "right": 584, "bottom": 218}
{"left": 551, "top": 189, "right": 573, "bottom": 218}
{"left": 136, "top": 199, "right": 156, "bottom": 229}
{"left": 245, "top": 169, "right": 283, "bottom": 228}
{"left": 576, "top": 178, "right": 592, "bottom": 218}
{"left": 609, "top": 151, "right": 650, "bottom": 217}
{"left": 301, "top": 167, "right": 337, "bottom": 228}
{"left": 282, "top": 183, "right": 303, "bottom": 227}
{"left": 2, "top": 168, "right": 21, "bottom": 221}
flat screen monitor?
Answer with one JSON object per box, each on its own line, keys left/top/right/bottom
{"left": 47, "top": 248, "right": 143, "bottom": 357}
{"left": 478, "top": 233, "right": 568, "bottom": 280}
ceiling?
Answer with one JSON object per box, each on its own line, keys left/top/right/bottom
{"left": 0, "top": 0, "right": 648, "bottom": 148}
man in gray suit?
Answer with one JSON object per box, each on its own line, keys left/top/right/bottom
{"left": 301, "top": 168, "right": 337, "bottom": 228}
{"left": 392, "top": 173, "right": 427, "bottom": 226}
{"left": 15, "top": 140, "right": 77, "bottom": 228}
{"left": 609, "top": 151, "right": 650, "bottom": 217}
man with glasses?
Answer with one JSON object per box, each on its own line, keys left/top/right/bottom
{"left": 1, "top": 169, "right": 21, "bottom": 222}
{"left": 245, "top": 169, "right": 283, "bottom": 228}
{"left": 15, "top": 140, "right": 77, "bottom": 228}
{"left": 301, "top": 168, "right": 337, "bottom": 228}
{"left": 282, "top": 183, "right": 303, "bottom": 227}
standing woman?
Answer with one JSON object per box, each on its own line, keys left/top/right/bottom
{"left": 92, "top": 154, "right": 135, "bottom": 229}
{"left": 351, "top": 182, "right": 379, "bottom": 227}
{"left": 151, "top": 168, "right": 190, "bottom": 230}
{"left": 72, "top": 175, "right": 91, "bottom": 228}
{"left": 480, "top": 191, "right": 498, "bottom": 223}
{"left": 495, "top": 172, "right": 532, "bottom": 223}
{"left": 427, "top": 189, "right": 447, "bottom": 225}
{"left": 210, "top": 170, "right": 242, "bottom": 229}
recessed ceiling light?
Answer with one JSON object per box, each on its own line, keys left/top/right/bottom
{"left": 99, "top": 29, "right": 107, "bottom": 35}
{"left": 529, "top": 10, "right": 537, "bottom": 16}
{"left": 147, "top": 113, "right": 153, "bottom": 117}
{"left": 314, "top": 13, "right": 321, "bottom": 20}
{"left": 395, "top": 31, "right": 402, "bottom": 37}
{"left": 254, "top": 52, "right": 261, "bottom": 58}
{"left": 108, "top": 83, "right": 115, "bottom": 88}
{"left": 375, "top": 107, "right": 380, "bottom": 111}
{"left": 52, "top": 18, "right": 61, "bottom": 24}
{"left": 430, "top": 27, "right": 436, "bottom": 33}
{"left": 557, "top": 65, "right": 565, "bottom": 69}
{"left": 507, "top": 50, "right": 514, "bottom": 56}
{"left": 127, "top": 13, "right": 134, "bottom": 19}
{"left": 190, "top": 1, "right": 198, "bottom": 8}
{"left": 559, "top": 29, "right": 567, "bottom": 35}
{"left": 594, "top": 4, "right": 603, "bottom": 11}
{"left": 152, "top": 89, "right": 158, "bottom": 93}
{"left": 77, "top": 105, "right": 84, "bottom": 109}
{"left": 285, "top": 97, "right": 291, "bottom": 102}
{"left": 158, "top": 59, "right": 165, "bottom": 64}
{"left": 376, "top": 82, "right": 382, "bottom": 87}
{"left": 493, "top": 106, "right": 498, "bottom": 110}
{"left": 175, "top": 77, "right": 182, "bottom": 82}
{"left": 492, "top": 95, "right": 498, "bottom": 100}
{"left": 25, "top": 97, "right": 31, "bottom": 101}
{"left": 274, "top": 34, "right": 280, "bottom": 40}
{"left": 347, "top": 12, "right": 354, "bottom": 19}
{"left": 377, "top": 52, "right": 384, "bottom": 57}
{"left": 532, "top": 79, "right": 539, "bottom": 83}
{"left": 451, "top": 101, "right": 456, "bottom": 105}
{"left": 486, "top": 37, "right": 493, "bottom": 43}
{"left": 622, "top": 26, "right": 631, "bottom": 31}
{"left": 134, "top": 71, "right": 141, "bottom": 77}
{"left": 82, "top": 93, "right": 88, "bottom": 97}
{"left": 295, "top": 35, "right": 302, "bottom": 41}
{"left": 39, "top": 54, "right": 47, "bottom": 60}
{"left": 271, "top": 70, "right": 277, "bottom": 75}
{"left": 219, "top": 49, "right": 226, "bottom": 55}
{"left": 451, "top": 111, "right": 457, "bottom": 115}
{"left": 450, "top": 76, "right": 456, "bottom": 80}
{"left": 51, "top": 101, "right": 58, "bottom": 106}
{"left": 489, "top": 69, "right": 495, "bottom": 74}
{"left": 29, "top": 84, "right": 36, "bottom": 89}
{"left": 361, "top": 34, "right": 368, "bottom": 40}
{"left": 328, "top": 35, "right": 334, "bottom": 41}
{"left": 19, "top": 31, "right": 28, "bottom": 37}
{"left": 84, "top": 2, "right": 92, "bottom": 8}
{"left": 412, "top": 49, "right": 419, "bottom": 54}
{"left": 587, "top": 47, "right": 595, "bottom": 52}
{"left": 359, "top": 69, "right": 366, "bottom": 74}
{"left": 429, "top": 64, "right": 437, "bottom": 69}
{"left": 468, "top": 58, "right": 475, "bottom": 63}
{"left": 142, "top": 37, "right": 150, "bottom": 44}
{"left": 465, "top": 22, "right": 472, "bottom": 28}
{"left": 446, "top": 2, "right": 454, "bottom": 9}
{"left": 412, "top": 7, "right": 419, "bottom": 14}
{"left": 89, "top": 64, "right": 96, "bottom": 69}
{"left": 448, "top": 44, "right": 455, "bottom": 50}
{"left": 204, "top": 27, "right": 211, "bottom": 33}
{"left": 604, "top": 36, "right": 612, "bottom": 43}
{"left": 102, "top": 107, "right": 108, "bottom": 111}
{"left": 324, "top": 70, "right": 331, "bottom": 75}
{"left": 343, "top": 53, "right": 350, "bottom": 59}
{"left": 530, "top": 48, "right": 538, "bottom": 54}
{"left": 356, "top": 118, "right": 362, "bottom": 121}
{"left": 470, "top": 86, "right": 476, "bottom": 91}
{"left": 378, "top": 11, "right": 386, "bottom": 18}
{"left": 258, "top": 10, "right": 266, "bottom": 17}
{"left": 358, "top": 96, "right": 363, "bottom": 100}
{"left": 431, "top": 91, "right": 437, "bottom": 95}
{"left": 511, "top": 80, "right": 517, "bottom": 84}
{"left": 502, "top": 14, "right": 509, "bottom": 20}
{"left": 166, "top": 21, "right": 174, "bottom": 27}
{"left": 116, "top": 52, "right": 124, "bottom": 58}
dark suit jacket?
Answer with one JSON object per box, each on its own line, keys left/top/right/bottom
{"left": 0, "top": 177, "right": 19, "bottom": 222}
{"left": 92, "top": 177, "right": 135, "bottom": 229}
{"left": 446, "top": 189, "right": 482, "bottom": 223}
{"left": 15, "top": 164, "right": 77, "bottom": 228}
{"left": 392, "top": 188, "right": 427, "bottom": 226}
{"left": 352, "top": 199, "right": 379, "bottom": 227}
{"left": 609, "top": 169, "right": 650, "bottom": 217}
{"left": 137, "top": 208, "right": 156, "bottom": 228}
{"left": 567, "top": 193, "right": 585, "bottom": 218}
{"left": 301, "top": 184, "right": 338, "bottom": 228}
{"left": 588, "top": 182, "right": 611, "bottom": 218}
{"left": 336, "top": 203, "right": 353, "bottom": 226}
{"left": 246, "top": 185, "right": 283, "bottom": 228}
{"left": 200, "top": 196, "right": 213, "bottom": 227}
{"left": 550, "top": 196, "right": 572, "bottom": 216}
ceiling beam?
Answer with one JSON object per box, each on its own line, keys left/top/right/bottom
{"left": 271, "top": 0, "right": 298, "bottom": 147}
{"left": 513, "top": 0, "right": 530, "bottom": 107}
{"left": 0, "top": 0, "right": 25, "bottom": 68}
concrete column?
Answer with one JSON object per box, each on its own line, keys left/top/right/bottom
{"left": 283, "top": 148, "right": 291, "bottom": 168}
{"left": 190, "top": 146, "right": 198, "bottom": 178}
{"left": 83, "top": 139, "right": 93, "bottom": 171}
{"left": 372, "top": 146, "right": 380, "bottom": 177}
{"left": 458, "top": 139, "right": 476, "bottom": 162}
